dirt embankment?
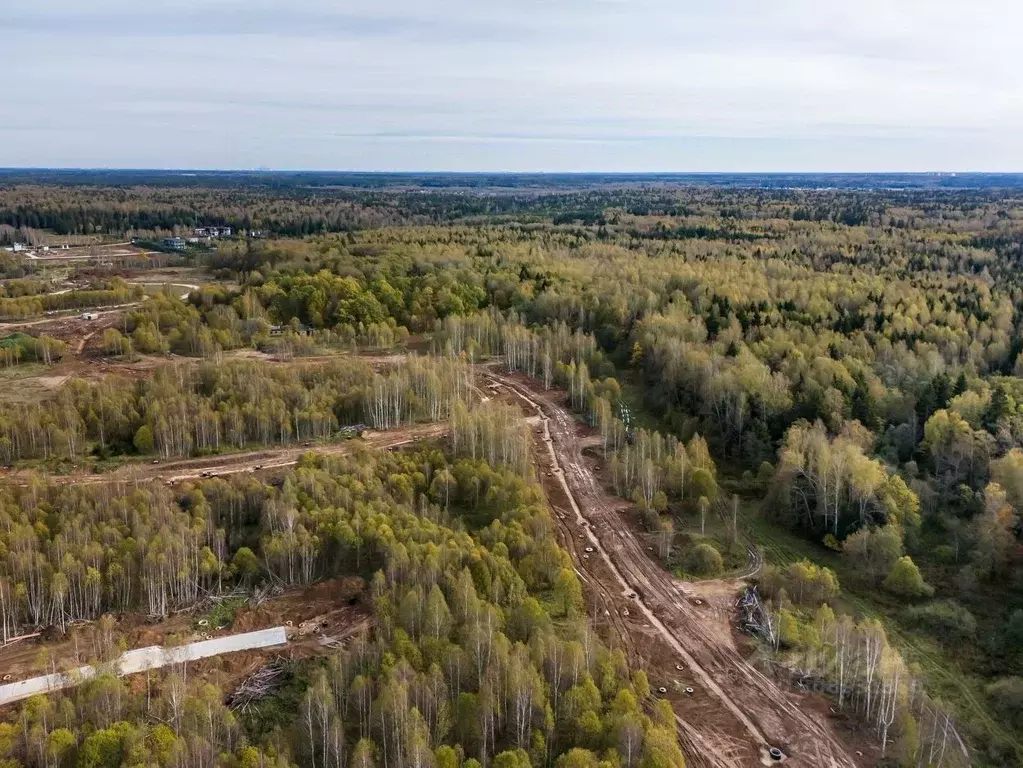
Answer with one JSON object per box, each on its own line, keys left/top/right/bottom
{"left": 482, "top": 369, "right": 873, "bottom": 768}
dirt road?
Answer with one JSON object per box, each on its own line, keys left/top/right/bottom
{"left": 0, "top": 423, "right": 449, "bottom": 487}
{"left": 0, "top": 303, "right": 137, "bottom": 331}
{"left": 484, "top": 369, "right": 863, "bottom": 768}
{"left": 147, "top": 424, "right": 447, "bottom": 483}
{"left": 0, "top": 283, "right": 196, "bottom": 332}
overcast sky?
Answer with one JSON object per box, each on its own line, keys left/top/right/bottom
{"left": 2, "top": 0, "right": 1020, "bottom": 171}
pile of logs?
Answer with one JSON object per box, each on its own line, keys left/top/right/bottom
{"left": 736, "top": 586, "right": 774, "bottom": 644}
{"left": 228, "top": 659, "right": 289, "bottom": 712}
{"left": 249, "top": 583, "right": 285, "bottom": 608}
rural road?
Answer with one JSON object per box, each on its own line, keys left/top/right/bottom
{"left": 0, "top": 283, "right": 198, "bottom": 329}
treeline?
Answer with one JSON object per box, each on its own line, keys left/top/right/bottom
{"left": 0, "top": 356, "right": 472, "bottom": 463}
{"left": 0, "top": 185, "right": 412, "bottom": 238}
{"left": 0, "top": 435, "right": 686, "bottom": 768}
{"left": 5, "top": 179, "right": 1021, "bottom": 238}
{"left": 0, "top": 281, "right": 143, "bottom": 320}
{"left": 251, "top": 267, "right": 487, "bottom": 334}
{"left": 108, "top": 290, "right": 352, "bottom": 360}
{"left": 0, "top": 332, "right": 68, "bottom": 366}
{"left": 0, "top": 671, "right": 289, "bottom": 768}
{"left": 769, "top": 420, "right": 921, "bottom": 539}
{"left": 105, "top": 272, "right": 473, "bottom": 361}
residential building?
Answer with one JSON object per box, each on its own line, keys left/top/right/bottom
{"left": 193, "top": 226, "right": 233, "bottom": 238}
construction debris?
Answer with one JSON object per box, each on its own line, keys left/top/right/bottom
{"left": 228, "top": 658, "right": 290, "bottom": 712}
{"left": 250, "top": 583, "right": 285, "bottom": 607}
{"left": 737, "top": 586, "right": 776, "bottom": 645}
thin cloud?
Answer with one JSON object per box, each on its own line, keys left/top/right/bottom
{"left": 2, "top": 1, "right": 1021, "bottom": 170}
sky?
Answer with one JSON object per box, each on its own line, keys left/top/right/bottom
{"left": 2, "top": 0, "right": 1021, "bottom": 172}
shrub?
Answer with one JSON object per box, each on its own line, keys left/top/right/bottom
{"left": 133, "top": 425, "right": 155, "bottom": 454}
{"left": 758, "top": 560, "right": 839, "bottom": 606}
{"left": 903, "top": 600, "right": 977, "bottom": 643}
{"left": 883, "top": 556, "right": 934, "bottom": 600}
{"left": 986, "top": 677, "right": 1023, "bottom": 728}
{"left": 685, "top": 543, "right": 723, "bottom": 577}
{"left": 689, "top": 468, "right": 718, "bottom": 505}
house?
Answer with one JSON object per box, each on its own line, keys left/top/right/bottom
{"left": 193, "top": 226, "right": 233, "bottom": 238}
{"left": 269, "top": 323, "right": 312, "bottom": 336}
{"left": 163, "top": 237, "right": 187, "bottom": 250}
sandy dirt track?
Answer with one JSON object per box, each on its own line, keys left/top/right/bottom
{"left": 483, "top": 369, "right": 865, "bottom": 768}
{"left": 0, "top": 283, "right": 196, "bottom": 333}
{"left": 25, "top": 422, "right": 450, "bottom": 486}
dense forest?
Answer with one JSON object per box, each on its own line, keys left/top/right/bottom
{"left": 3, "top": 178, "right": 1023, "bottom": 766}
{"left": 3, "top": 174, "right": 1022, "bottom": 242}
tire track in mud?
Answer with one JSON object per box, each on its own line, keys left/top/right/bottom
{"left": 486, "top": 369, "right": 860, "bottom": 768}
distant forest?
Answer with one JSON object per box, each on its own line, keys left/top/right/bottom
{"left": 3, "top": 171, "right": 1023, "bottom": 241}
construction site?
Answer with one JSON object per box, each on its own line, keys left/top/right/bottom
{"left": 0, "top": 350, "right": 886, "bottom": 768}
{"left": 0, "top": 244, "right": 206, "bottom": 404}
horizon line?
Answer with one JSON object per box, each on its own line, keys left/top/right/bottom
{"left": 2, "top": 167, "right": 1022, "bottom": 175}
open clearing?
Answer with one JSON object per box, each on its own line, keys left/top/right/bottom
{"left": 0, "top": 627, "right": 289, "bottom": 707}
{"left": 0, "top": 577, "right": 371, "bottom": 711}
